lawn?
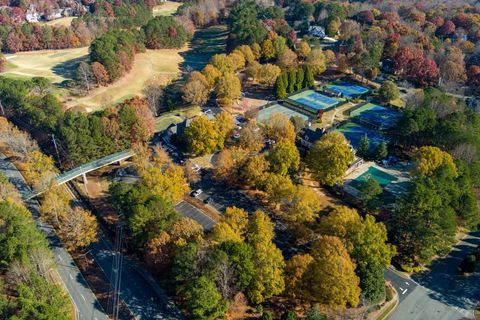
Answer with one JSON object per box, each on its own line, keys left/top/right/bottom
{"left": 65, "top": 48, "right": 185, "bottom": 111}
{"left": 1, "top": 47, "right": 89, "bottom": 83}
{"left": 181, "top": 25, "right": 228, "bottom": 71}
{"left": 153, "top": 1, "right": 182, "bottom": 16}
{"left": 155, "top": 114, "right": 183, "bottom": 132}
{"left": 41, "top": 16, "right": 75, "bottom": 27}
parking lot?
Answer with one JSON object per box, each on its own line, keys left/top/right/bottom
{"left": 174, "top": 200, "right": 216, "bottom": 231}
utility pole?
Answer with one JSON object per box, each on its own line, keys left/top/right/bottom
{"left": 51, "top": 133, "right": 63, "bottom": 170}
{"left": 108, "top": 218, "right": 124, "bottom": 320}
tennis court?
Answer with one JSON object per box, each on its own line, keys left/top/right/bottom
{"left": 289, "top": 90, "right": 339, "bottom": 111}
{"left": 257, "top": 104, "right": 310, "bottom": 122}
{"left": 350, "top": 103, "right": 400, "bottom": 130}
{"left": 336, "top": 122, "right": 389, "bottom": 151}
{"left": 326, "top": 82, "right": 370, "bottom": 98}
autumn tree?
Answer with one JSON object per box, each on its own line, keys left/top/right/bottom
{"left": 262, "top": 113, "right": 296, "bottom": 143}
{"left": 202, "top": 64, "right": 222, "bottom": 88}
{"left": 413, "top": 146, "right": 456, "bottom": 177}
{"left": 306, "top": 132, "right": 354, "bottom": 186}
{"left": 76, "top": 61, "right": 94, "bottom": 94}
{"left": 300, "top": 236, "right": 360, "bottom": 308}
{"left": 210, "top": 206, "right": 249, "bottom": 243}
{"left": 183, "top": 71, "right": 210, "bottom": 106}
{"left": 296, "top": 41, "right": 311, "bottom": 60}
{"left": 283, "top": 186, "right": 322, "bottom": 224}
{"left": 240, "top": 154, "right": 269, "bottom": 188}
{"left": 247, "top": 62, "right": 281, "bottom": 86}
{"left": 238, "top": 121, "right": 265, "bottom": 152}
{"left": 306, "top": 48, "right": 326, "bottom": 75}
{"left": 246, "top": 211, "right": 285, "bottom": 303}
{"left": 285, "top": 254, "right": 314, "bottom": 298}
{"left": 216, "top": 72, "right": 241, "bottom": 108}
{"left": 184, "top": 116, "right": 223, "bottom": 155}
{"left": 277, "top": 48, "right": 298, "bottom": 70}
{"left": 91, "top": 62, "right": 110, "bottom": 86}
{"left": 214, "top": 111, "right": 235, "bottom": 140}
{"left": 266, "top": 139, "right": 300, "bottom": 176}
{"left": 24, "top": 150, "right": 58, "bottom": 190}
{"left": 0, "top": 54, "right": 6, "bottom": 72}
{"left": 319, "top": 206, "right": 396, "bottom": 303}
{"left": 57, "top": 207, "right": 98, "bottom": 251}
{"left": 140, "top": 165, "right": 190, "bottom": 203}
{"left": 263, "top": 173, "right": 295, "bottom": 204}
{"left": 213, "top": 146, "right": 248, "bottom": 183}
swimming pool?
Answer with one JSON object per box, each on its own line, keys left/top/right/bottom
{"left": 351, "top": 166, "right": 398, "bottom": 188}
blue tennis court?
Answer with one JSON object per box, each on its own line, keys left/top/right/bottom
{"left": 289, "top": 90, "right": 339, "bottom": 111}
{"left": 257, "top": 104, "right": 310, "bottom": 122}
{"left": 336, "top": 122, "right": 389, "bottom": 151}
{"left": 326, "top": 83, "right": 370, "bottom": 98}
{"left": 350, "top": 103, "right": 400, "bottom": 130}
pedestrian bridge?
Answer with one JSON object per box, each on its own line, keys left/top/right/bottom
{"left": 26, "top": 149, "right": 134, "bottom": 199}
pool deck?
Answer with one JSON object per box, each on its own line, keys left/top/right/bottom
{"left": 344, "top": 161, "right": 410, "bottom": 196}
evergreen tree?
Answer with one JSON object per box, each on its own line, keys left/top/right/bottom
{"left": 288, "top": 70, "right": 296, "bottom": 93}
{"left": 296, "top": 67, "right": 305, "bottom": 91}
{"left": 185, "top": 276, "right": 228, "bottom": 320}
{"left": 374, "top": 141, "right": 388, "bottom": 160}
{"left": 357, "top": 134, "right": 370, "bottom": 158}
{"left": 303, "top": 65, "right": 315, "bottom": 88}
{"left": 274, "top": 73, "right": 288, "bottom": 99}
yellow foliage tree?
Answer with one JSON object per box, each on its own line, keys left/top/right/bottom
{"left": 202, "top": 64, "right": 222, "bottom": 88}
{"left": 40, "top": 184, "right": 71, "bottom": 227}
{"left": 285, "top": 253, "right": 314, "bottom": 298}
{"left": 262, "top": 113, "right": 296, "bottom": 143}
{"left": 184, "top": 115, "right": 223, "bottom": 155}
{"left": 141, "top": 165, "right": 190, "bottom": 203}
{"left": 216, "top": 72, "right": 241, "bottom": 108}
{"left": 413, "top": 146, "right": 457, "bottom": 177}
{"left": 283, "top": 186, "right": 322, "bottom": 224}
{"left": 24, "top": 150, "right": 58, "bottom": 190}
{"left": 58, "top": 207, "right": 98, "bottom": 251}
{"left": 210, "top": 206, "right": 249, "bottom": 243}
{"left": 301, "top": 236, "right": 361, "bottom": 308}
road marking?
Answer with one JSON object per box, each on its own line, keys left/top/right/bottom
{"left": 81, "top": 294, "right": 86, "bottom": 301}
{"left": 58, "top": 254, "right": 63, "bottom": 261}
{"left": 402, "top": 288, "right": 408, "bottom": 295}
{"left": 69, "top": 273, "right": 74, "bottom": 280}
{"left": 405, "top": 281, "right": 410, "bottom": 285}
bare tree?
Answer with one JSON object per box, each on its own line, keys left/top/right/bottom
{"left": 76, "top": 62, "right": 94, "bottom": 94}
{"left": 143, "top": 78, "right": 164, "bottom": 117}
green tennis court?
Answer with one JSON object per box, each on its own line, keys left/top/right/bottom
{"left": 258, "top": 104, "right": 310, "bottom": 122}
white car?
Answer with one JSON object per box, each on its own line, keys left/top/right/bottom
{"left": 191, "top": 189, "right": 203, "bottom": 197}
{"left": 192, "top": 164, "right": 201, "bottom": 172}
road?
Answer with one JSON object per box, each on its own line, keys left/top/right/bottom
{"left": 387, "top": 232, "right": 480, "bottom": 320}
{"left": 174, "top": 200, "right": 216, "bottom": 231}
{"left": 0, "top": 153, "right": 108, "bottom": 320}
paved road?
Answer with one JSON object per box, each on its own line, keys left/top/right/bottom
{"left": 89, "top": 233, "right": 184, "bottom": 320}
{"left": 388, "top": 232, "right": 480, "bottom": 320}
{"left": 384, "top": 268, "right": 416, "bottom": 303}
{"left": 174, "top": 200, "right": 216, "bottom": 231}
{"left": 0, "top": 154, "right": 108, "bottom": 320}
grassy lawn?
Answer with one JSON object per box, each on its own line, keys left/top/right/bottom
{"left": 1, "top": 47, "right": 89, "bottom": 84}
{"left": 65, "top": 48, "right": 185, "bottom": 111}
{"left": 155, "top": 114, "right": 183, "bottom": 132}
{"left": 153, "top": 1, "right": 182, "bottom": 16}
{"left": 41, "top": 16, "right": 75, "bottom": 27}
{"left": 181, "top": 25, "right": 228, "bottom": 71}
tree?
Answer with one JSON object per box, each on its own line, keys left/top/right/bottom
{"left": 306, "top": 48, "right": 326, "bottom": 75}
{"left": 263, "top": 173, "right": 295, "bottom": 204}
{"left": 40, "top": 185, "right": 71, "bottom": 227}
{"left": 247, "top": 63, "right": 281, "bottom": 86}
{"left": 76, "top": 61, "right": 94, "bottom": 93}
{"left": 0, "top": 54, "right": 6, "bottom": 72}
{"left": 374, "top": 141, "right": 388, "bottom": 160}
{"left": 378, "top": 80, "right": 399, "bottom": 103}
{"left": 413, "top": 146, "right": 456, "bottom": 177}
{"left": 306, "top": 132, "right": 354, "bottom": 186}
{"left": 296, "top": 41, "right": 311, "bottom": 60}
{"left": 233, "top": 45, "right": 256, "bottom": 65}
{"left": 211, "top": 207, "right": 249, "bottom": 243}
{"left": 239, "top": 121, "right": 265, "bottom": 152}
{"left": 287, "top": 70, "right": 297, "bottom": 94}
{"left": 240, "top": 155, "right": 269, "bottom": 188}
{"left": 358, "top": 177, "right": 383, "bottom": 210}
{"left": 213, "top": 147, "right": 248, "bottom": 183}
{"left": 263, "top": 113, "right": 296, "bottom": 143}
{"left": 91, "top": 62, "right": 110, "bottom": 86}
{"left": 216, "top": 72, "right": 241, "bottom": 108}
{"left": 184, "top": 116, "right": 223, "bottom": 155}
{"left": 140, "top": 165, "right": 190, "bottom": 203}
{"left": 285, "top": 253, "right": 314, "bottom": 298}
{"left": 274, "top": 73, "right": 288, "bottom": 99}
{"left": 214, "top": 111, "right": 235, "bottom": 140}
{"left": 277, "top": 48, "right": 298, "bottom": 70}
{"left": 143, "top": 16, "right": 189, "bottom": 49}
{"left": 183, "top": 71, "right": 210, "bottom": 106}
{"left": 305, "top": 307, "right": 326, "bottom": 320}
{"left": 357, "top": 134, "right": 370, "bottom": 158}
{"left": 319, "top": 207, "right": 396, "bottom": 303}
{"left": 261, "top": 39, "right": 275, "bottom": 60}
{"left": 24, "top": 151, "right": 58, "bottom": 190}
{"left": 301, "top": 236, "right": 360, "bottom": 308}
{"left": 0, "top": 173, "right": 22, "bottom": 206}
{"left": 246, "top": 211, "right": 285, "bottom": 304}
{"left": 202, "top": 64, "right": 222, "bottom": 88}
{"left": 266, "top": 139, "right": 300, "bottom": 176}
{"left": 143, "top": 78, "right": 164, "bottom": 116}
{"left": 185, "top": 276, "right": 228, "bottom": 320}
{"left": 303, "top": 65, "right": 315, "bottom": 88}
{"left": 57, "top": 207, "right": 98, "bottom": 251}
{"left": 283, "top": 186, "right": 322, "bottom": 224}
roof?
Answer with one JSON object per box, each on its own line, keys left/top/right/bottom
{"left": 167, "top": 114, "right": 214, "bottom": 136}
{"left": 301, "top": 127, "right": 324, "bottom": 143}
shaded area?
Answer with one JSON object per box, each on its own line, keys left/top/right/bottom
{"left": 51, "top": 54, "right": 89, "bottom": 86}
{"left": 180, "top": 25, "right": 229, "bottom": 72}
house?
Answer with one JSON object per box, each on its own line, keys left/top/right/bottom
{"left": 307, "top": 25, "right": 326, "bottom": 39}
{"left": 299, "top": 127, "right": 324, "bottom": 149}
{"left": 26, "top": 5, "right": 41, "bottom": 22}
{"left": 164, "top": 113, "right": 215, "bottom": 143}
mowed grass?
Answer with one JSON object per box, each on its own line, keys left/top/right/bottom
{"left": 153, "top": 1, "right": 182, "bottom": 16}
{"left": 41, "top": 16, "right": 75, "bottom": 27}
{"left": 67, "top": 48, "right": 185, "bottom": 111}
{"left": 1, "top": 47, "right": 89, "bottom": 83}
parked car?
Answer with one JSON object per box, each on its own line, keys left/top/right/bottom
{"left": 192, "top": 163, "right": 201, "bottom": 172}
{"left": 191, "top": 189, "right": 203, "bottom": 197}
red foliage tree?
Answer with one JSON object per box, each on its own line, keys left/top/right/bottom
{"left": 438, "top": 20, "right": 456, "bottom": 36}
{"left": 6, "top": 29, "right": 23, "bottom": 53}
{"left": 357, "top": 10, "right": 374, "bottom": 24}
{"left": 91, "top": 62, "right": 110, "bottom": 86}
{"left": 430, "top": 16, "right": 445, "bottom": 27}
